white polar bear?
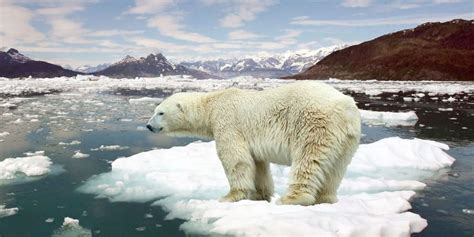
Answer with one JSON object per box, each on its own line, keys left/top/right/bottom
{"left": 147, "top": 81, "right": 361, "bottom": 206}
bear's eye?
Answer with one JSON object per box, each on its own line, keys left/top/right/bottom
{"left": 158, "top": 112, "right": 164, "bottom": 116}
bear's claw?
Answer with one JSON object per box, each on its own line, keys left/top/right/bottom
{"left": 219, "top": 190, "right": 252, "bottom": 202}
{"left": 277, "top": 193, "right": 315, "bottom": 206}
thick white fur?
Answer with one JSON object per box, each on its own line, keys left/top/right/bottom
{"left": 148, "top": 81, "right": 361, "bottom": 205}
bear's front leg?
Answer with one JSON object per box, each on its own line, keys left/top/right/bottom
{"left": 215, "top": 138, "right": 256, "bottom": 202}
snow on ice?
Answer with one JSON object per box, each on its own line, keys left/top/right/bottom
{"left": 79, "top": 137, "right": 455, "bottom": 237}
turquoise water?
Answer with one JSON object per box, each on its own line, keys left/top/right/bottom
{"left": 0, "top": 90, "right": 472, "bottom": 237}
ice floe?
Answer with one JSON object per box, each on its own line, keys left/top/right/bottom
{"left": 52, "top": 217, "right": 92, "bottom": 237}
{"left": 0, "top": 153, "right": 52, "bottom": 179}
{"left": 0, "top": 205, "right": 18, "bottom": 218}
{"left": 129, "top": 97, "right": 164, "bottom": 103}
{"left": 58, "top": 140, "right": 81, "bottom": 146}
{"left": 79, "top": 137, "right": 455, "bottom": 237}
{"left": 72, "top": 151, "right": 90, "bottom": 159}
{"left": 90, "top": 145, "right": 129, "bottom": 151}
{"left": 0, "top": 76, "right": 473, "bottom": 98}
{"left": 0, "top": 131, "right": 9, "bottom": 137}
{"left": 360, "top": 110, "right": 418, "bottom": 127}
{"left": 0, "top": 152, "right": 63, "bottom": 185}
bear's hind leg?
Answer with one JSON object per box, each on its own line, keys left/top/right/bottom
{"left": 315, "top": 135, "right": 359, "bottom": 204}
{"left": 279, "top": 146, "right": 334, "bottom": 206}
{"left": 216, "top": 139, "right": 257, "bottom": 202}
{"left": 254, "top": 160, "right": 274, "bottom": 202}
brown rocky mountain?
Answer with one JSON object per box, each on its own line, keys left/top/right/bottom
{"left": 286, "top": 19, "right": 474, "bottom": 81}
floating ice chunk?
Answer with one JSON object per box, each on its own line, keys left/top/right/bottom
{"left": 403, "top": 97, "right": 413, "bottom": 102}
{"left": 129, "top": 97, "right": 164, "bottom": 103}
{"left": 0, "top": 205, "right": 18, "bottom": 218}
{"left": 0, "top": 132, "right": 9, "bottom": 137}
{"left": 0, "top": 102, "right": 16, "bottom": 108}
{"left": 79, "top": 137, "right": 454, "bottom": 237}
{"left": 45, "top": 218, "right": 55, "bottom": 223}
{"left": 52, "top": 217, "right": 92, "bottom": 237}
{"left": 24, "top": 151, "right": 45, "bottom": 156}
{"left": 91, "top": 145, "right": 129, "bottom": 151}
{"left": 438, "top": 108, "right": 453, "bottom": 111}
{"left": 136, "top": 126, "right": 147, "bottom": 131}
{"left": 462, "top": 209, "right": 474, "bottom": 214}
{"left": 72, "top": 151, "right": 90, "bottom": 159}
{"left": 359, "top": 110, "right": 418, "bottom": 127}
{"left": 58, "top": 140, "right": 81, "bottom": 146}
{"left": 0, "top": 154, "right": 52, "bottom": 179}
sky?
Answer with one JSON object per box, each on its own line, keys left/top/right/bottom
{"left": 0, "top": 0, "right": 472, "bottom": 68}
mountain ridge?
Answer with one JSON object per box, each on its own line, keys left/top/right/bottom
{"left": 286, "top": 19, "right": 474, "bottom": 81}
{"left": 0, "top": 48, "right": 82, "bottom": 78}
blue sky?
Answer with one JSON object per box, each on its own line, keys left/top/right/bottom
{"left": 0, "top": 0, "right": 472, "bottom": 67}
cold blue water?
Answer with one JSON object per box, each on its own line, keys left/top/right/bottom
{"left": 0, "top": 88, "right": 472, "bottom": 237}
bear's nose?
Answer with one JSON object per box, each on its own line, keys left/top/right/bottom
{"left": 146, "top": 124, "right": 154, "bottom": 132}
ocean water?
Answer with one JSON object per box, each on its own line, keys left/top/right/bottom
{"left": 0, "top": 83, "right": 472, "bottom": 237}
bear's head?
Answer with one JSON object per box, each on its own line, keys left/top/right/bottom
{"left": 146, "top": 92, "right": 210, "bottom": 138}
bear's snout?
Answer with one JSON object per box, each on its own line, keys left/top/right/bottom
{"left": 146, "top": 124, "right": 163, "bottom": 133}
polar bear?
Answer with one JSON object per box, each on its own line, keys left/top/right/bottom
{"left": 147, "top": 81, "right": 361, "bottom": 206}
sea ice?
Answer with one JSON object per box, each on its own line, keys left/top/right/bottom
{"left": 0, "top": 205, "right": 18, "bottom": 218}
{"left": 79, "top": 137, "right": 454, "bottom": 237}
{"left": 129, "top": 97, "right": 164, "bottom": 103}
{"left": 0, "top": 153, "right": 52, "bottom": 180}
{"left": 72, "top": 151, "right": 90, "bottom": 159}
{"left": 90, "top": 145, "right": 129, "bottom": 151}
{"left": 58, "top": 140, "right": 81, "bottom": 146}
{"left": 52, "top": 217, "right": 92, "bottom": 237}
{"left": 359, "top": 110, "right": 418, "bottom": 127}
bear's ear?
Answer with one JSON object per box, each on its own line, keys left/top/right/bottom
{"left": 176, "top": 103, "right": 184, "bottom": 112}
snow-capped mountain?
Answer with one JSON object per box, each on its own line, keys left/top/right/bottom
{"left": 180, "top": 44, "right": 349, "bottom": 78}
{"left": 94, "top": 53, "right": 216, "bottom": 79}
{"left": 0, "top": 48, "right": 81, "bottom": 78}
{"left": 75, "top": 63, "right": 111, "bottom": 73}
{"left": 5, "top": 48, "right": 31, "bottom": 63}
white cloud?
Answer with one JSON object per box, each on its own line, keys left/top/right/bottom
{"left": 290, "top": 12, "right": 473, "bottom": 27}
{"left": 127, "top": 0, "right": 216, "bottom": 43}
{"left": 219, "top": 0, "right": 277, "bottom": 28}
{"left": 228, "top": 29, "right": 262, "bottom": 40}
{"left": 147, "top": 15, "right": 216, "bottom": 43}
{"left": 88, "top": 30, "right": 144, "bottom": 37}
{"left": 0, "top": 1, "right": 45, "bottom": 46}
{"left": 323, "top": 37, "right": 346, "bottom": 45}
{"left": 342, "top": 0, "right": 372, "bottom": 7}
{"left": 433, "top": 0, "right": 463, "bottom": 3}
{"left": 127, "top": 0, "right": 174, "bottom": 14}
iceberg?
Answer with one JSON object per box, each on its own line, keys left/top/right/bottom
{"left": 79, "top": 137, "right": 455, "bottom": 236}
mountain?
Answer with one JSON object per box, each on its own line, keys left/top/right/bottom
{"left": 180, "top": 44, "right": 348, "bottom": 78}
{"left": 76, "top": 63, "right": 111, "bottom": 73}
{"left": 94, "top": 53, "right": 216, "bottom": 79}
{"left": 286, "top": 19, "right": 474, "bottom": 81}
{"left": 0, "top": 48, "right": 82, "bottom": 78}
